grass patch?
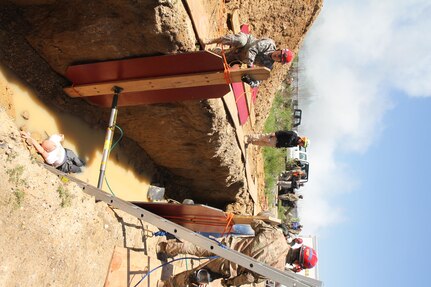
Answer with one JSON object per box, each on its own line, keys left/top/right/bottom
{"left": 263, "top": 147, "right": 286, "bottom": 203}
{"left": 57, "top": 184, "right": 72, "bottom": 208}
{"left": 6, "top": 165, "right": 26, "bottom": 186}
{"left": 6, "top": 165, "right": 27, "bottom": 207}
{"left": 13, "top": 189, "right": 25, "bottom": 207}
{"left": 6, "top": 151, "right": 18, "bottom": 162}
{"left": 262, "top": 90, "right": 293, "bottom": 205}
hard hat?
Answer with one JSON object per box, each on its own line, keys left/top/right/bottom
{"left": 281, "top": 49, "right": 294, "bottom": 64}
{"left": 300, "top": 137, "right": 309, "bottom": 148}
{"left": 299, "top": 245, "right": 318, "bottom": 269}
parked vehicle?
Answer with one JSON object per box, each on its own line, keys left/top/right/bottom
{"left": 287, "top": 145, "right": 308, "bottom": 162}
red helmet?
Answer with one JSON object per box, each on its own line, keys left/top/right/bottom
{"left": 299, "top": 245, "right": 318, "bottom": 269}
{"left": 281, "top": 49, "right": 294, "bottom": 64}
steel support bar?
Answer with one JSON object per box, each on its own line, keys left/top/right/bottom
{"left": 44, "top": 165, "right": 322, "bottom": 287}
{"left": 97, "top": 86, "right": 122, "bottom": 189}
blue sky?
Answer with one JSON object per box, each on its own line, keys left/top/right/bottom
{"left": 297, "top": 0, "right": 431, "bottom": 286}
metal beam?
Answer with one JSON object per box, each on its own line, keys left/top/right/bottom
{"left": 44, "top": 165, "right": 323, "bottom": 287}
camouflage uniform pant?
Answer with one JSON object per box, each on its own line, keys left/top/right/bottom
{"left": 162, "top": 241, "right": 228, "bottom": 287}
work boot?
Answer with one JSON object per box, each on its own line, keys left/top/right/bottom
{"left": 244, "top": 135, "right": 251, "bottom": 148}
{"left": 156, "top": 241, "right": 168, "bottom": 262}
{"left": 209, "top": 47, "right": 222, "bottom": 55}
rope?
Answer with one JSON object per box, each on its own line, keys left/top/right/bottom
{"left": 220, "top": 46, "right": 233, "bottom": 85}
{"left": 221, "top": 212, "right": 234, "bottom": 237}
{"left": 235, "top": 91, "right": 247, "bottom": 104}
{"left": 70, "top": 83, "right": 83, "bottom": 97}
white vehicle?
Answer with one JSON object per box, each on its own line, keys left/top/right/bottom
{"left": 287, "top": 145, "right": 308, "bottom": 162}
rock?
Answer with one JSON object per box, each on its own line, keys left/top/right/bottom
{"left": 21, "top": 110, "right": 30, "bottom": 120}
{"left": 31, "top": 131, "right": 44, "bottom": 142}
{"left": 9, "top": 133, "right": 17, "bottom": 141}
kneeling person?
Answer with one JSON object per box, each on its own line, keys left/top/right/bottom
{"left": 21, "top": 132, "right": 85, "bottom": 173}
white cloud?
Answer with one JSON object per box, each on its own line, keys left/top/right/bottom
{"left": 297, "top": 0, "right": 431, "bottom": 233}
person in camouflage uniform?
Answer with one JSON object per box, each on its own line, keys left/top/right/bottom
{"left": 278, "top": 193, "right": 303, "bottom": 202}
{"left": 205, "top": 32, "right": 294, "bottom": 87}
{"left": 157, "top": 219, "right": 290, "bottom": 286}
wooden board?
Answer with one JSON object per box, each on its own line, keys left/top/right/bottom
{"left": 184, "top": 0, "right": 226, "bottom": 46}
{"left": 64, "top": 51, "right": 231, "bottom": 107}
{"left": 222, "top": 90, "right": 258, "bottom": 208}
{"left": 244, "top": 86, "right": 256, "bottom": 127}
{"left": 229, "top": 9, "right": 241, "bottom": 34}
{"left": 65, "top": 51, "right": 225, "bottom": 84}
{"left": 233, "top": 215, "right": 281, "bottom": 225}
{"left": 64, "top": 67, "right": 271, "bottom": 98}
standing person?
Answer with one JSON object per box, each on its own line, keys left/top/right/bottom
{"left": 205, "top": 32, "right": 294, "bottom": 87}
{"left": 156, "top": 219, "right": 316, "bottom": 286}
{"left": 279, "top": 168, "right": 307, "bottom": 182}
{"left": 287, "top": 222, "right": 303, "bottom": 237}
{"left": 278, "top": 193, "right": 303, "bottom": 202}
{"left": 21, "top": 131, "right": 85, "bottom": 173}
{"left": 245, "top": 130, "right": 309, "bottom": 149}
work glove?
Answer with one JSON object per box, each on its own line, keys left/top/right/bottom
{"left": 294, "top": 238, "right": 303, "bottom": 244}
{"left": 291, "top": 266, "right": 303, "bottom": 273}
{"left": 241, "top": 74, "right": 260, "bottom": 88}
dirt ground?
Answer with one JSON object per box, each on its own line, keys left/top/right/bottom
{"left": 0, "top": 108, "right": 157, "bottom": 286}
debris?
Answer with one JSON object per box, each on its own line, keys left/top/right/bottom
{"left": 147, "top": 185, "right": 165, "bottom": 201}
{"left": 21, "top": 110, "right": 30, "bottom": 120}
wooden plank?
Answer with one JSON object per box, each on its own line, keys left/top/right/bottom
{"left": 233, "top": 215, "right": 281, "bottom": 225}
{"left": 222, "top": 90, "right": 258, "bottom": 208}
{"left": 244, "top": 85, "right": 255, "bottom": 127}
{"left": 229, "top": 9, "right": 241, "bottom": 34}
{"left": 81, "top": 85, "right": 230, "bottom": 107}
{"left": 64, "top": 67, "right": 271, "bottom": 98}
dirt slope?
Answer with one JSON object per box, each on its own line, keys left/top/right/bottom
{"left": 0, "top": 108, "right": 158, "bottom": 286}
{"left": 0, "top": 0, "right": 322, "bottom": 209}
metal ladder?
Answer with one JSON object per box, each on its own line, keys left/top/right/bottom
{"left": 44, "top": 165, "right": 323, "bottom": 287}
